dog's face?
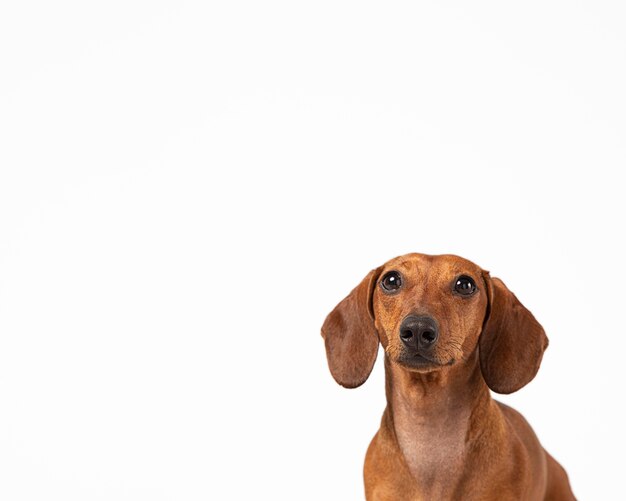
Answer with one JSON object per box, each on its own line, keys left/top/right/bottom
{"left": 322, "top": 253, "right": 548, "bottom": 394}
{"left": 372, "top": 254, "right": 488, "bottom": 372}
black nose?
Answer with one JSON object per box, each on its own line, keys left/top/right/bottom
{"left": 399, "top": 315, "right": 439, "bottom": 350}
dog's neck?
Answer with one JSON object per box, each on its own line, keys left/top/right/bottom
{"left": 385, "top": 349, "right": 492, "bottom": 496}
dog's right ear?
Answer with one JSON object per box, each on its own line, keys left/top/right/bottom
{"left": 321, "top": 267, "right": 382, "bottom": 389}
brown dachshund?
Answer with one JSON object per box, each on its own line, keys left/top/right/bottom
{"left": 321, "top": 253, "right": 575, "bottom": 500}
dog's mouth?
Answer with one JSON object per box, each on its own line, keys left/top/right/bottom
{"left": 397, "top": 352, "right": 455, "bottom": 371}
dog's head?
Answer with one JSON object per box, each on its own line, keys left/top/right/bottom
{"left": 321, "top": 253, "right": 548, "bottom": 394}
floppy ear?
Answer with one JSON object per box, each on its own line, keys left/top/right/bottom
{"left": 479, "top": 272, "right": 549, "bottom": 394}
{"left": 321, "top": 267, "right": 382, "bottom": 389}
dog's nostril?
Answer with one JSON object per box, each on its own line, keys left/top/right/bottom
{"left": 400, "top": 329, "right": 414, "bottom": 340}
{"left": 421, "top": 330, "right": 436, "bottom": 344}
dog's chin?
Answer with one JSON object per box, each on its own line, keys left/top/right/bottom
{"left": 395, "top": 353, "right": 454, "bottom": 373}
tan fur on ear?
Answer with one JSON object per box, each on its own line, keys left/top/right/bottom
{"left": 479, "top": 272, "right": 549, "bottom": 394}
{"left": 321, "top": 267, "right": 382, "bottom": 389}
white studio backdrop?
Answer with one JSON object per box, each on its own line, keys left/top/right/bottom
{"left": 1, "top": 1, "right": 625, "bottom": 500}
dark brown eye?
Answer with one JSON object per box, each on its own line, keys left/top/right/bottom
{"left": 381, "top": 271, "right": 402, "bottom": 292}
{"left": 454, "top": 275, "right": 476, "bottom": 296}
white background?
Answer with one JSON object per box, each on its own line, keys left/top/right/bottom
{"left": 1, "top": 1, "right": 625, "bottom": 499}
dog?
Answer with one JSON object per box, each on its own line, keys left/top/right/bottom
{"left": 321, "top": 253, "right": 575, "bottom": 500}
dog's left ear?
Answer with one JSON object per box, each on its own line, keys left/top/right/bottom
{"left": 479, "top": 272, "right": 549, "bottom": 394}
{"left": 321, "top": 267, "right": 382, "bottom": 389}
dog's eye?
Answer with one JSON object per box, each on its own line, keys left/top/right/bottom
{"left": 381, "top": 271, "right": 403, "bottom": 292}
{"left": 454, "top": 275, "right": 476, "bottom": 296}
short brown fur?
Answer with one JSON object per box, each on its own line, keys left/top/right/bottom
{"left": 321, "top": 253, "right": 574, "bottom": 500}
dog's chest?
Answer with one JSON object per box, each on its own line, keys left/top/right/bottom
{"left": 392, "top": 400, "right": 470, "bottom": 497}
